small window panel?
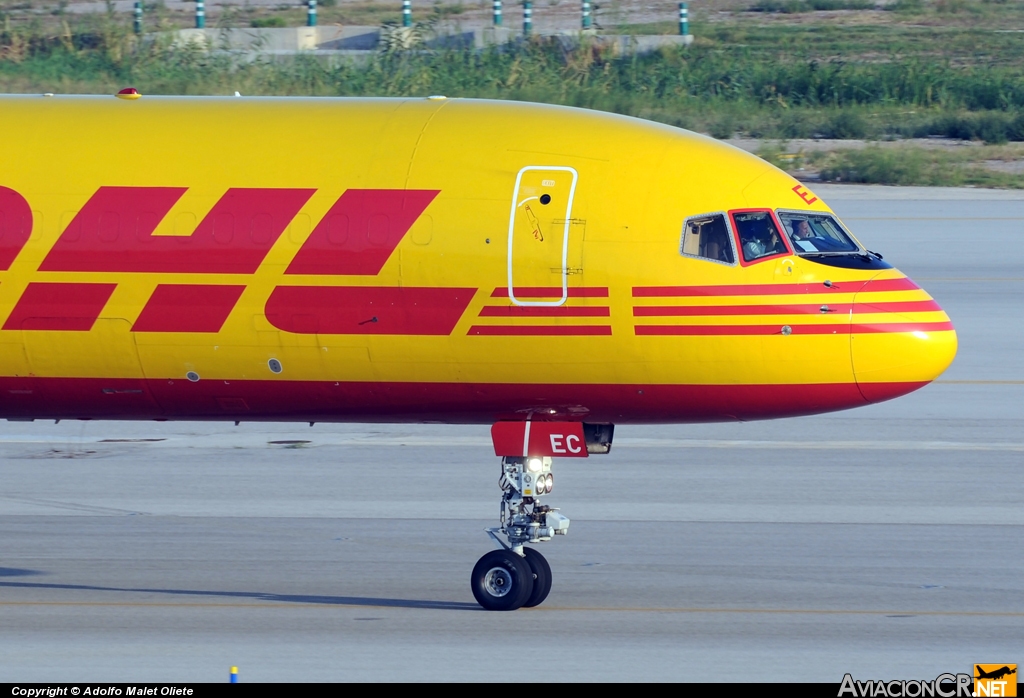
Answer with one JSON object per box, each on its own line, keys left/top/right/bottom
{"left": 731, "top": 210, "right": 790, "bottom": 263}
{"left": 681, "top": 213, "right": 735, "bottom": 265}
{"left": 777, "top": 211, "right": 860, "bottom": 254}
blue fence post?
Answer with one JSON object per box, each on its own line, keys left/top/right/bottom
{"left": 582, "top": 0, "right": 591, "bottom": 29}
{"left": 402, "top": 0, "right": 412, "bottom": 27}
{"left": 493, "top": 0, "right": 502, "bottom": 26}
{"left": 195, "top": 0, "right": 205, "bottom": 29}
{"left": 679, "top": 2, "right": 689, "bottom": 36}
{"left": 133, "top": 0, "right": 142, "bottom": 34}
{"left": 523, "top": 0, "right": 532, "bottom": 35}
{"left": 307, "top": 0, "right": 317, "bottom": 27}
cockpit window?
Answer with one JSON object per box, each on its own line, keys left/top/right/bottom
{"left": 732, "top": 210, "right": 789, "bottom": 263}
{"left": 681, "top": 213, "right": 735, "bottom": 265}
{"left": 778, "top": 211, "right": 860, "bottom": 254}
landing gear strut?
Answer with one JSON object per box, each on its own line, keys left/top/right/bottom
{"left": 471, "top": 456, "right": 569, "bottom": 611}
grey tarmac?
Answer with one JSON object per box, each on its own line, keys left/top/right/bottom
{"left": 1, "top": 184, "right": 1022, "bottom": 682}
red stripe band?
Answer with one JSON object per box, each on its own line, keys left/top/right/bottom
{"left": 635, "top": 321, "right": 954, "bottom": 336}
{"left": 491, "top": 287, "right": 609, "bottom": 298}
{"left": 632, "top": 277, "right": 920, "bottom": 297}
{"left": 469, "top": 325, "right": 612, "bottom": 336}
{"left": 633, "top": 300, "right": 943, "bottom": 317}
{"left": 0, "top": 376, "right": 929, "bottom": 423}
{"left": 479, "top": 306, "right": 610, "bottom": 317}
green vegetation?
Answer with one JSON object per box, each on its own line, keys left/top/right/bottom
{"left": 747, "top": 0, "right": 874, "bottom": 14}
{"left": 250, "top": 17, "right": 286, "bottom": 29}
{"left": 758, "top": 141, "right": 1024, "bottom": 187}
{"left": 3, "top": 0, "right": 1024, "bottom": 186}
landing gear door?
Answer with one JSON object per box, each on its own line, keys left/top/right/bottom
{"left": 507, "top": 166, "right": 578, "bottom": 307}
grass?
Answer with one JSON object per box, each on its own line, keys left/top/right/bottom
{"left": 4, "top": 1, "right": 1024, "bottom": 186}
{"left": 758, "top": 141, "right": 1024, "bottom": 187}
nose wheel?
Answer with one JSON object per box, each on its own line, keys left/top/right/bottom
{"left": 470, "top": 547, "right": 552, "bottom": 611}
{"left": 522, "top": 547, "right": 552, "bottom": 607}
{"left": 472, "top": 456, "right": 569, "bottom": 610}
{"left": 471, "top": 549, "right": 534, "bottom": 611}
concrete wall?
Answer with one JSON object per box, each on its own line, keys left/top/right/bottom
{"left": 162, "top": 25, "right": 692, "bottom": 56}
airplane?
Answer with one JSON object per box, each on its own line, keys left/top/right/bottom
{"left": 976, "top": 667, "right": 1017, "bottom": 681}
{"left": 0, "top": 90, "right": 957, "bottom": 610}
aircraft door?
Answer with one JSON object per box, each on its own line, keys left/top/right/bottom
{"left": 507, "top": 166, "right": 578, "bottom": 306}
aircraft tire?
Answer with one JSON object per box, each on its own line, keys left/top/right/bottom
{"left": 471, "top": 550, "right": 534, "bottom": 611}
{"left": 522, "top": 547, "right": 552, "bottom": 608}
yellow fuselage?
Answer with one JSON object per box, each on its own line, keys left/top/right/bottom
{"left": 0, "top": 95, "right": 956, "bottom": 423}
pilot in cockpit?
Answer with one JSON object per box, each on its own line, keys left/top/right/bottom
{"left": 742, "top": 218, "right": 786, "bottom": 260}
{"left": 791, "top": 219, "right": 844, "bottom": 252}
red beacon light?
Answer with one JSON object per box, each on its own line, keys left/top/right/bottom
{"left": 116, "top": 87, "right": 141, "bottom": 100}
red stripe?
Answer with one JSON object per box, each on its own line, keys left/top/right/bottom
{"left": 0, "top": 186, "right": 33, "bottom": 271}
{"left": 635, "top": 321, "right": 954, "bottom": 336}
{"left": 2, "top": 282, "right": 116, "bottom": 331}
{"left": 490, "top": 287, "right": 610, "bottom": 298}
{"left": 286, "top": 189, "right": 439, "bottom": 276}
{"left": 265, "top": 286, "right": 474, "bottom": 335}
{"left": 632, "top": 277, "right": 920, "bottom": 297}
{"left": 851, "top": 321, "right": 954, "bottom": 333}
{"left": 0, "top": 377, "right": 929, "bottom": 423}
{"left": 479, "top": 306, "right": 610, "bottom": 317}
{"left": 40, "top": 187, "right": 314, "bottom": 274}
{"left": 858, "top": 277, "right": 923, "bottom": 293}
{"left": 469, "top": 325, "right": 612, "bottom": 336}
{"left": 853, "top": 300, "right": 942, "bottom": 314}
{"left": 633, "top": 300, "right": 943, "bottom": 317}
{"left": 132, "top": 285, "right": 246, "bottom": 333}
{"left": 637, "top": 325, "right": 798, "bottom": 336}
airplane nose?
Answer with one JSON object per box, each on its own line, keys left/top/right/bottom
{"left": 850, "top": 273, "right": 957, "bottom": 404}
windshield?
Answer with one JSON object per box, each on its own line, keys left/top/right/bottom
{"left": 682, "top": 214, "right": 735, "bottom": 265}
{"left": 778, "top": 212, "right": 859, "bottom": 254}
{"left": 732, "top": 211, "right": 789, "bottom": 263}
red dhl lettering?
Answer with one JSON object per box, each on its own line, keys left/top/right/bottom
{"left": 0, "top": 186, "right": 454, "bottom": 334}
{"left": 0, "top": 186, "right": 33, "bottom": 271}
{"left": 286, "top": 189, "right": 439, "bottom": 276}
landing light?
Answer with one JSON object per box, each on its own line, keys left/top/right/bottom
{"left": 527, "top": 458, "right": 543, "bottom": 473}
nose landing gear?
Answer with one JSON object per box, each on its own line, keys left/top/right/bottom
{"left": 471, "top": 455, "right": 569, "bottom": 611}
{"left": 473, "top": 421, "right": 612, "bottom": 611}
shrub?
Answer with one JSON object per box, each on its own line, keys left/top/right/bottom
{"left": 820, "top": 147, "right": 925, "bottom": 185}
{"left": 251, "top": 17, "right": 286, "bottom": 28}
{"left": 824, "top": 110, "right": 868, "bottom": 139}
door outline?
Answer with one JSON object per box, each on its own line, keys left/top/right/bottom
{"left": 507, "top": 165, "right": 579, "bottom": 307}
